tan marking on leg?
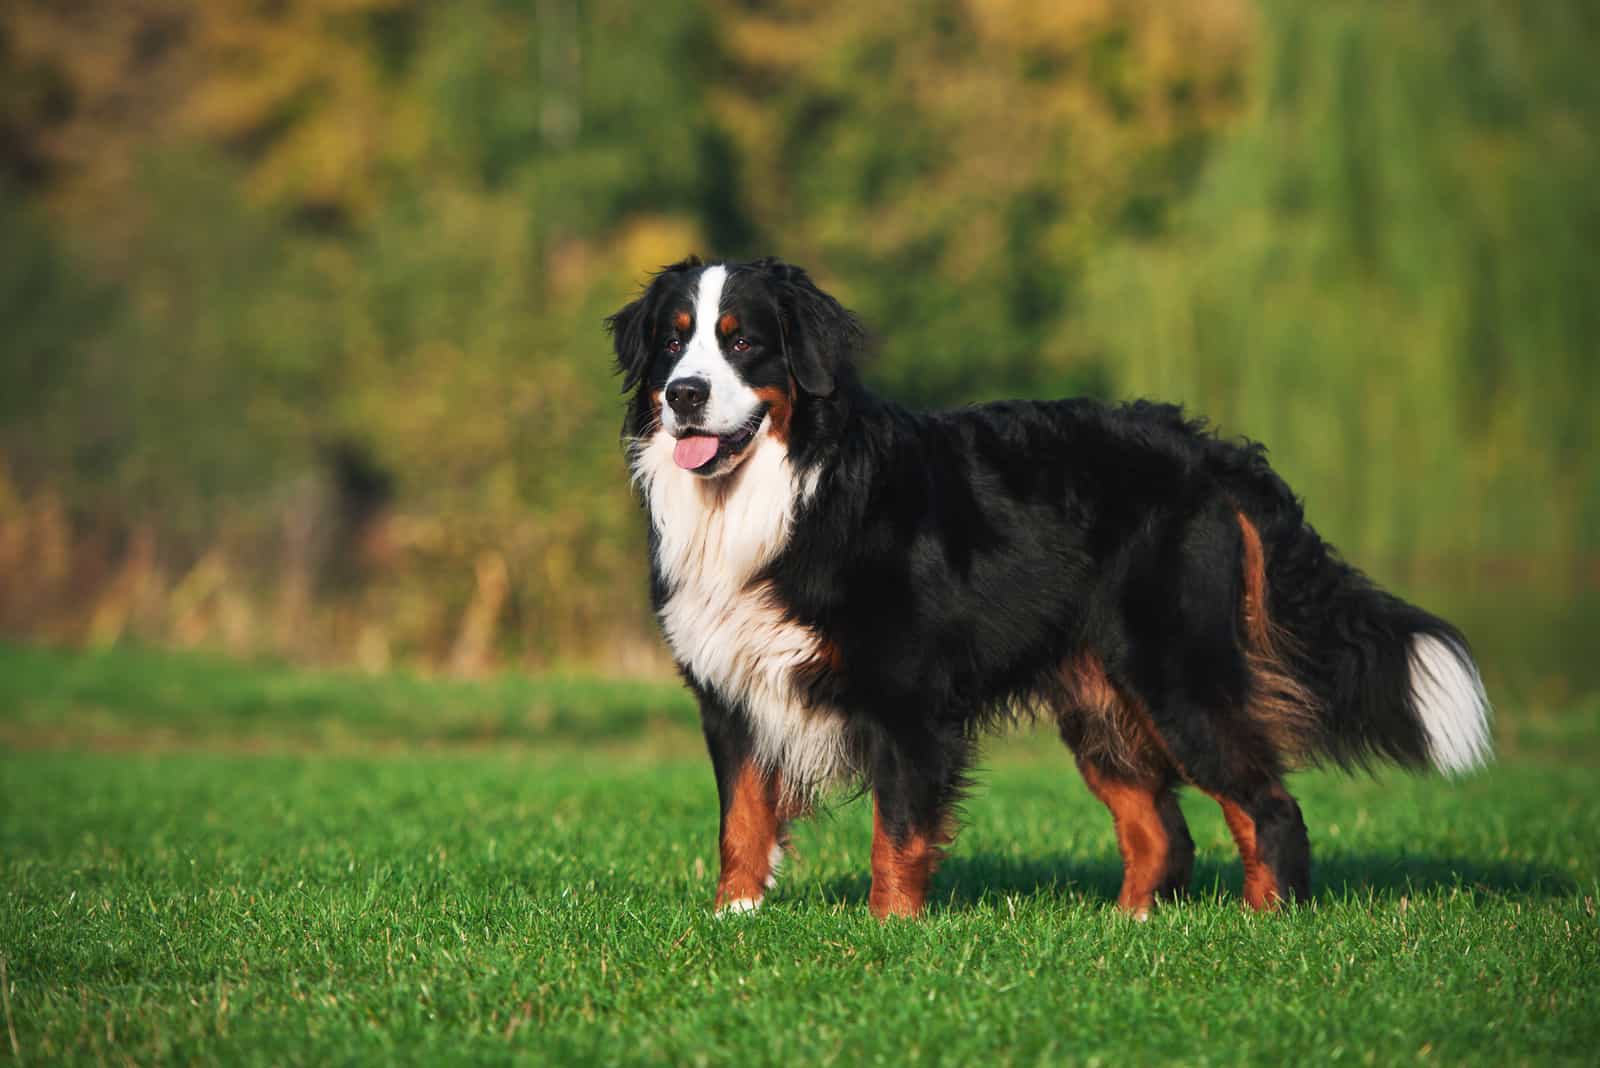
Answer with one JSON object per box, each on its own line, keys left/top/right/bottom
{"left": 1209, "top": 790, "right": 1283, "bottom": 911}
{"left": 1078, "top": 762, "right": 1174, "bottom": 918}
{"left": 1063, "top": 652, "right": 1122, "bottom": 719}
{"left": 1059, "top": 652, "right": 1170, "bottom": 781}
{"left": 715, "top": 762, "right": 785, "bottom": 908}
{"left": 868, "top": 798, "right": 943, "bottom": 920}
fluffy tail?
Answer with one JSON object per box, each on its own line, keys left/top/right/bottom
{"left": 1133, "top": 402, "right": 1491, "bottom": 776}
{"left": 1405, "top": 631, "right": 1494, "bottom": 774}
{"left": 1236, "top": 508, "right": 1492, "bottom": 776}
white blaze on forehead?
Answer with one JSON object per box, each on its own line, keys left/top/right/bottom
{"left": 692, "top": 264, "right": 728, "bottom": 351}
{"left": 661, "top": 264, "right": 760, "bottom": 436}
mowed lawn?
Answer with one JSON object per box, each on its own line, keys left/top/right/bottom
{"left": 2, "top": 646, "right": 1597, "bottom": 1065}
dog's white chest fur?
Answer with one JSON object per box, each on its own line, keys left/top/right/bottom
{"left": 632, "top": 432, "right": 846, "bottom": 790}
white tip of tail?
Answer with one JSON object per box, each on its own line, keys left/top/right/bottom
{"left": 1409, "top": 634, "right": 1493, "bottom": 775}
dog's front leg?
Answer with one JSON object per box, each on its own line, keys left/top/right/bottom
{"left": 699, "top": 690, "right": 786, "bottom": 914}
{"left": 868, "top": 797, "right": 942, "bottom": 919}
{"left": 867, "top": 730, "right": 968, "bottom": 919}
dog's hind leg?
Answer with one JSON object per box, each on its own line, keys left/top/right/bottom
{"left": 1058, "top": 652, "right": 1194, "bottom": 915}
{"left": 1126, "top": 675, "right": 1312, "bottom": 909}
{"left": 1134, "top": 699, "right": 1311, "bottom": 909}
{"left": 1075, "top": 760, "right": 1194, "bottom": 918}
{"left": 1207, "top": 781, "right": 1309, "bottom": 909}
{"left": 1117, "top": 501, "right": 1312, "bottom": 909}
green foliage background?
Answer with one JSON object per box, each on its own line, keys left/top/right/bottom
{"left": 1, "top": 0, "right": 1595, "bottom": 672}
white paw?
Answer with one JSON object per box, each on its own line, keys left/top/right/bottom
{"left": 715, "top": 897, "right": 762, "bottom": 917}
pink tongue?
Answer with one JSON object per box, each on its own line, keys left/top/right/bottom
{"left": 673, "top": 434, "right": 720, "bottom": 470}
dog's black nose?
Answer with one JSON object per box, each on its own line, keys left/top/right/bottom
{"left": 665, "top": 376, "right": 710, "bottom": 418}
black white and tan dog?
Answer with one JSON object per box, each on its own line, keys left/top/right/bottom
{"left": 607, "top": 257, "right": 1491, "bottom": 919}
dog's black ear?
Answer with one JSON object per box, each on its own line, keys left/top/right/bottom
{"left": 605, "top": 257, "right": 703, "bottom": 393}
{"left": 755, "top": 258, "right": 861, "bottom": 397}
{"left": 605, "top": 294, "right": 652, "bottom": 394}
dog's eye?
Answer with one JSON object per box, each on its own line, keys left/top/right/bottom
{"left": 665, "top": 338, "right": 682, "bottom": 354}
{"left": 732, "top": 337, "right": 751, "bottom": 353}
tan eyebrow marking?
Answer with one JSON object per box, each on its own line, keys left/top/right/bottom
{"left": 673, "top": 310, "right": 692, "bottom": 332}
{"left": 718, "top": 313, "right": 739, "bottom": 336}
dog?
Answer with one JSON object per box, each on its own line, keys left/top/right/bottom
{"left": 607, "top": 256, "right": 1491, "bottom": 919}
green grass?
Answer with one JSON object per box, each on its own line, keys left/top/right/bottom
{"left": 3, "top": 644, "right": 1599, "bottom": 1064}
{"left": 0, "top": 644, "right": 697, "bottom": 751}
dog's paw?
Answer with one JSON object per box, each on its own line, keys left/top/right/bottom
{"left": 714, "top": 897, "right": 762, "bottom": 917}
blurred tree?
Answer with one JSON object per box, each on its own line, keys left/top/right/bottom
{"left": 0, "top": 189, "right": 114, "bottom": 485}
{"left": 0, "top": 0, "right": 1594, "bottom": 667}
{"left": 1082, "top": 0, "right": 1600, "bottom": 574}
{"left": 711, "top": 0, "right": 1254, "bottom": 404}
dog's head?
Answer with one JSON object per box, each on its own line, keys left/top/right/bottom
{"left": 607, "top": 257, "right": 861, "bottom": 478}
